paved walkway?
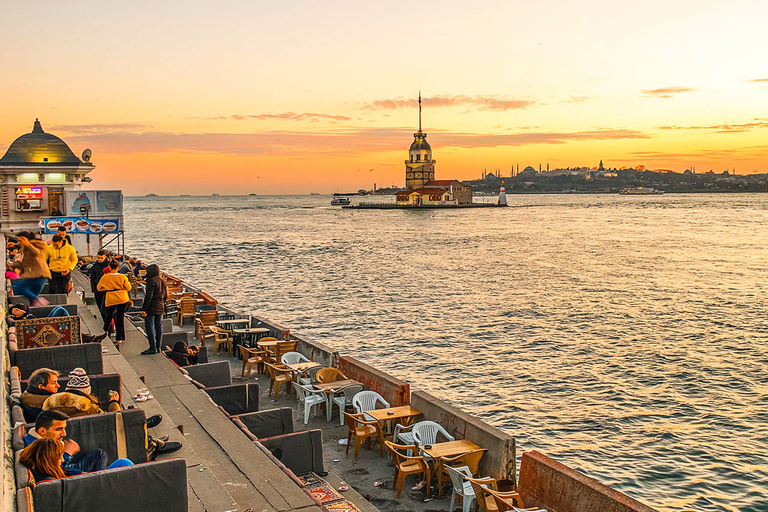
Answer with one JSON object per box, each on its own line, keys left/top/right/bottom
{"left": 72, "top": 271, "right": 322, "bottom": 512}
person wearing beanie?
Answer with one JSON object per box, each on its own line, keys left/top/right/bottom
{"left": 41, "top": 368, "right": 121, "bottom": 417}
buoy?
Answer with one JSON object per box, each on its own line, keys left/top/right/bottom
{"left": 498, "top": 181, "right": 508, "bottom": 206}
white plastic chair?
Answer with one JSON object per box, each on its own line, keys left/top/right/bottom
{"left": 352, "top": 390, "right": 390, "bottom": 421}
{"left": 281, "top": 351, "right": 310, "bottom": 365}
{"left": 331, "top": 383, "right": 364, "bottom": 424}
{"left": 412, "top": 420, "right": 455, "bottom": 447}
{"left": 299, "top": 364, "right": 326, "bottom": 386}
{"left": 292, "top": 382, "right": 327, "bottom": 424}
{"left": 446, "top": 465, "right": 478, "bottom": 512}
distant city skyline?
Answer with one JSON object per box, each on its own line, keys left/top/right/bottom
{"left": 1, "top": 0, "right": 766, "bottom": 195}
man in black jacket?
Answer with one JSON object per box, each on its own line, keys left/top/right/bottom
{"left": 141, "top": 264, "right": 167, "bottom": 354}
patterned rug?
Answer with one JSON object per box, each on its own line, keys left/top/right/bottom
{"left": 298, "top": 472, "right": 364, "bottom": 512}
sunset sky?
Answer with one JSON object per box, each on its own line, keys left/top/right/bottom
{"left": 1, "top": 0, "right": 766, "bottom": 195}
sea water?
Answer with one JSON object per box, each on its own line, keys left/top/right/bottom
{"left": 124, "top": 193, "right": 768, "bottom": 512}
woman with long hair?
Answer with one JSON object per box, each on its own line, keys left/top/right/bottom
{"left": 12, "top": 231, "right": 51, "bottom": 306}
{"left": 19, "top": 438, "right": 66, "bottom": 483}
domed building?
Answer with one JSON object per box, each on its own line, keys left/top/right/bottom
{"left": 0, "top": 119, "right": 103, "bottom": 253}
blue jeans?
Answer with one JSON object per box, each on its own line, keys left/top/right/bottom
{"left": 145, "top": 313, "right": 163, "bottom": 351}
{"left": 13, "top": 277, "right": 47, "bottom": 301}
{"left": 68, "top": 449, "right": 133, "bottom": 473}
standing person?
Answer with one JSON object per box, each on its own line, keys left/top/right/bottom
{"left": 12, "top": 231, "right": 51, "bottom": 306}
{"left": 97, "top": 260, "right": 131, "bottom": 344}
{"left": 141, "top": 264, "right": 167, "bottom": 355}
{"left": 56, "top": 226, "right": 72, "bottom": 245}
{"left": 89, "top": 250, "right": 111, "bottom": 320}
{"left": 46, "top": 235, "right": 78, "bottom": 294}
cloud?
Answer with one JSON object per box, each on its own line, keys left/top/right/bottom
{"left": 641, "top": 86, "right": 696, "bottom": 98}
{"left": 362, "top": 94, "right": 535, "bottom": 111}
{"left": 658, "top": 120, "right": 768, "bottom": 133}
{"left": 49, "top": 123, "right": 151, "bottom": 135}
{"left": 560, "top": 95, "right": 595, "bottom": 104}
{"left": 195, "top": 113, "right": 351, "bottom": 122}
{"left": 64, "top": 126, "right": 649, "bottom": 157}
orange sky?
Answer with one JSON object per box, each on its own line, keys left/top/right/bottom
{"left": 1, "top": 0, "right": 766, "bottom": 194}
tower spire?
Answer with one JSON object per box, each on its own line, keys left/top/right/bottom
{"left": 418, "top": 91, "right": 422, "bottom": 132}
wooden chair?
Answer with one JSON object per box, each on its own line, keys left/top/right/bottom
{"left": 163, "top": 299, "right": 179, "bottom": 320}
{"left": 176, "top": 298, "right": 197, "bottom": 326}
{"left": 196, "top": 310, "right": 218, "bottom": 341}
{"left": 487, "top": 488, "right": 526, "bottom": 511}
{"left": 273, "top": 340, "right": 297, "bottom": 364}
{"left": 258, "top": 336, "right": 279, "bottom": 362}
{"left": 239, "top": 345, "right": 266, "bottom": 378}
{"left": 384, "top": 440, "right": 430, "bottom": 498}
{"left": 467, "top": 477, "right": 500, "bottom": 512}
{"left": 126, "top": 272, "right": 141, "bottom": 298}
{"left": 194, "top": 319, "right": 212, "bottom": 347}
{"left": 210, "top": 326, "right": 233, "bottom": 356}
{"left": 264, "top": 362, "right": 293, "bottom": 398}
{"left": 343, "top": 412, "right": 385, "bottom": 461}
{"left": 437, "top": 448, "right": 487, "bottom": 497}
{"left": 316, "top": 367, "right": 347, "bottom": 384}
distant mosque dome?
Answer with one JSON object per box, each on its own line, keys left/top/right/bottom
{"left": 0, "top": 119, "right": 82, "bottom": 166}
{"left": 409, "top": 132, "right": 431, "bottom": 152}
{"left": 522, "top": 166, "right": 536, "bottom": 173}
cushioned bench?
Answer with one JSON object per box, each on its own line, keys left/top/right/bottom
{"left": 258, "top": 429, "right": 325, "bottom": 475}
{"left": 10, "top": 293, "right": 68, "bottom": 306}
{"left": 16, "top": 458, "right": 188, "bottom": 512}
{"left": 12, "top": 343, "right": 103, "bottom": 380}
{"left": 231, "top": 408, "right": 293, "bottom": 439}
{"left": 14, "top": 409, "right": 149, "bottom": 466}
{"left": 204, "top": 383, "right": 259, "bottom": 416}
{"left": 19, "top": 373, "right": 122, "bottom": 422}
{"left": 184, "top": 360, "right": 231, "bottom": 388}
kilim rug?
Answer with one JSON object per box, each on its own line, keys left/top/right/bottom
{"left": 298, "top": 472, "right": 364, "bottom": 512}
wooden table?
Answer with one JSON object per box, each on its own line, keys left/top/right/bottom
{"left": 421, "top": 439, "right": 482, "bottom": 459}
{"left": 257, "top": 339, "right": 279, "bottom": 349}
{"left": 312, "top": 378, "right": 361, "bottom": 393}
{"left": 286, "top": 361, "right": 320, "bottom": 373}
{"left": 366, "top": 405, "right": 421, "bottom": 435}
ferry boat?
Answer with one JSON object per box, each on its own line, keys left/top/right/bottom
{"left": 330, "top": 197, "right": 351, "bottom": 206}
{"left": 619, "top": 187, "right": 664, "bottom": 195}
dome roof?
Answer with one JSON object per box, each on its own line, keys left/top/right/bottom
{"left": 0, "top": 120, "right": 82, "bottom": 166}
{"left": 409, "top": 131, "right": 431, "bottom": 152}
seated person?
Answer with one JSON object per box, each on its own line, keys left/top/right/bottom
{"left": 23, "top": 410, "right": 133, "bottom": 474}
{"left": 6, "top": 303, "right": 33, "bottom": 326}
{"left": 42, "top": 368, "right": 121, "bottom": 417}
{"left": 166, "top": 341, "right": 200, "bottom": 367}
{"left": 20, "top": 437, "right": 133, "bottom": 483}
{"left": 20, "top": 368, "right": 60, "bottom": 422}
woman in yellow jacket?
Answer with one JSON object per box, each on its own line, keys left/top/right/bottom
{"left": 97, "top": 260, "right": 131, "bottom": 343}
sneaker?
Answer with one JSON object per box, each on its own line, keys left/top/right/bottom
{"left": 95, "top": 332, "right": 109, "bottom": 342}
{"left": 141, "top": 348, "right": 156, "bottom": 355}
{"left": 146, "top": 414, "right": 163, "bottom": 428}
{"left": 157, "top": 441, "right": 182, "bottom": 455}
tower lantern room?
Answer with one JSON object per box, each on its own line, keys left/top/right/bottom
{"left": 404, "top": 92, "right": 436, "bottom": 190}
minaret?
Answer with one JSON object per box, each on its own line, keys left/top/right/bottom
{"left": 404, "top": 91, "right": 436, "bottom": 190}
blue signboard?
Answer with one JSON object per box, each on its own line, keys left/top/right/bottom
{"left": 43, "top": 217, "right": 120, "bottom": 235}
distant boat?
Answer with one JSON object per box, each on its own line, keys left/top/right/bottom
{"left": 331, "top": 197, "right": 351, "bottom": 206}
{"left": 619, "top": 187, "right": 664, "bottom": 195}
{"left": 248, "top": 193, "right": 258, "bottom": 196}
{"left": 212, "top": 193, "right": 220, "bottom": 196}
{"left": 310, "top": 193, "right": 320, "bottom": 196}
{"left": 145, "top": 193, "right": 158, "bottom": 197}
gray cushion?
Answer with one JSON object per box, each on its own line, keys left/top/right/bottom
{"left": 12, "top": 404, "right": 25, "bottom": 427}
{"left": 32, "top": 458, "right": 188, "bottom": 512}
{"left": 28, "top": 304, "right": 78, "bottom": 318}
{"left": 10, "top": 366, "right": 22, "bottom": 398}
{"left": 259, "top": 429, "right": 324, "bottom": 475}
{"left": 15, "top": 450, "right": 32, "bottom": 489}
{"left": 16, "top": 486, "right": 33, "bottom": 512}
{"left": 204, "top": 383, "right": 259, "bottom": 416}
{"left": 12, "top": 424, "right": 26, "bottom": 452}
{"left": 233, "top": 408, "right": 293, "bottom": 439}
{"left": 185, "top": 361, "right": 231, "bottom": 388}
{"left": 14, "top": 344, "right": 103, "bottom": 380}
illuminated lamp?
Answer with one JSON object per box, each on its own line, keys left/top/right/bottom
{"left": 18, "top": 173, "right": 38, "bottom": 183}
{"left": 46, "top": 173, "right": 66, "bottom": 183}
